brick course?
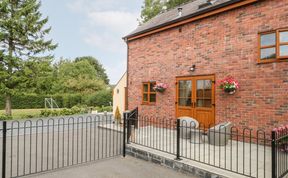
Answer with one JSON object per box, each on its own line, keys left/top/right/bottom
{"left": 127, "top": 0, "right": 288, "bottom": 132}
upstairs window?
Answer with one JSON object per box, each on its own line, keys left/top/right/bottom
{"left": 279, "top": 30, "right": 288, "bottom": 58}
{"left": 259, "top": 29, "right": 288, "bottom": 63}
{"left": 142, "top": 82, "right": 156, "bottom": 105}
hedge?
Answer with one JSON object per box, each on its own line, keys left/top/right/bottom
{"left": 0, "top": 90, "right": 112, "bottom": 109}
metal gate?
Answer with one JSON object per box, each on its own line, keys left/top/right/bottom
{"left": 1, "top": 114, "right": 123, "bottom": 178}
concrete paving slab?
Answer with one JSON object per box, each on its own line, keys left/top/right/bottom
{"left": 24, "top": 156, "right": 194, "bottom": 178}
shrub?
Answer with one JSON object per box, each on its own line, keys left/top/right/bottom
{"left": 86, "top": 90, "right": 112, "bottom": 107}
{"left": 102, "top": 106, "right": 112, "bottom": 112}
{"left": 62, "top": 94, "right": 83, "bottom": 108}
{"left": 114, "top": 106, "right": 121, "bottom": 123}
{"left": 20, "top": 114, "right": 37, "bottom": 119}
{"left": 0, "top": 94, "right": 64, "bottom": 109}
{"left": 0, "top": 90, "right": 112, "bottom": 110}
{"left": 93, "top": 106, "right": 112, "bottom": 112}
{"left": 40, "top": 109, "right": 50, "bottom": 117}
{"left": 39, "top": 105, "right": 91, "bottom": 118}
{"left": 0, "top": 114, "right": 12, "bottom": 121}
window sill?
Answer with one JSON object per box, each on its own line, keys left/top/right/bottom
{"left": 141, "top": 103, "right": 156, "bottom": 106}
{"left": 257, "top": 58, "right": 288, "bottom": 64}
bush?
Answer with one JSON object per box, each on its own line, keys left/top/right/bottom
{"left": 93, "top": 105, "right": 112, "bottom": 112}
{"left": 0, "top": 90, "right": 112, "bottom": 110}
{"left": 114, "top": 106, "right": 121, "bottom": 123}
{"left": 0, "top": 94, "right": 64, "bottom": 109}
{"left": 39, "top": 105, "right": 91, "bottom": 118}
{"left": 86, "top": 90, "right": 112, "bottom": 107}
{"left": 62, "top": 94, "right": 83, "bottom": 108}
{"left": 20, "top": 114, "right": 37, "bottom": 119}
{"left": 0, "top": 114, "right": 12, "bottom": 121}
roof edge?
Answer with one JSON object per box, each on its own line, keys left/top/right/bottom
{"left": 123, "top": 0, "right": 258, "bottom": 41}
{"left": 113, "top": 71, "right": 127, "bottom": 87}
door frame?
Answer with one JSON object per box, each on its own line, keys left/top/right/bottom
{"left": 175, "top": 74, "right": 216, "bottom": 125}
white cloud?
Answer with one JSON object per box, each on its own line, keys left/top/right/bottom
{"left": 66, "top": 0, "right": 141, "bottom": 83}
{"left": 67, "top": 0, "right": 139, "bottom": 51}
{"left": 106, "top": 58, "right": 127, "bottom": 85}
{"left": 87, "top": 10, "right": 138, "bottom": 35}
{"left": 84, "top": 32, "right": 125, "bottom": 53}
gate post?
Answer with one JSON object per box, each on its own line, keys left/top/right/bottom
{"left": 123, "top": 112, "right": 127, "bottom": 157}
{"left": 271, "top": 131, "right": 277, "bottom": 178}
{"left": 127, "top": 113, "right": 131, "bottom": 144}
{"left": 175, "top": 119, "right": 181, "bottom": 160}
{"left": 2, "top": 121, "right": 7, "bottom": 178}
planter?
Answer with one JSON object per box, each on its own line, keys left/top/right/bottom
{"left": 155, "top": 88, "right": 166, "bottom": 93}
{"left": 218, "top": 76, "right": 239, "bottom": 95}
{"left": 153, "top": 83, "right": 168, "bottom": 93}
{"left": 224, "top": 88, "right": 236, "bottom": 95}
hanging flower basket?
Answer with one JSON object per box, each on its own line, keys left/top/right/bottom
{"left": 218, "top": 76, "right": 239, "bottom": 94}
{"left": 153, "top": 83, "right": 168, "bottom": 93}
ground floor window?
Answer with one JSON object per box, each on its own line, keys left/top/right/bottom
{"left": 142, "top": 82, "right": 156, "bottom": 105}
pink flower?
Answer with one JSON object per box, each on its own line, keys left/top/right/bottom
{"left": 153, "top": 83, "right": 168, "bottom": 92}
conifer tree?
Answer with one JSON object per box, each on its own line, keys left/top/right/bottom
{"left": 0, "top": 0, "right": 57, "bottom": 115}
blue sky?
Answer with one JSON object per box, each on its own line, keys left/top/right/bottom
{"left": 40, "top": 0, "right": 142, "bottom": 84}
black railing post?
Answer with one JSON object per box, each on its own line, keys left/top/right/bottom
{"left": 2, "top": 121, "right": 7, "bottom": 178}
{"left": 123, "top": 112, "right": 128, "bottom": 157}
{"left": 271, "top": 131, "right": 277, "bottom": 178}
{"left": 175, "top": 119, "right": 181, "bottom": 160}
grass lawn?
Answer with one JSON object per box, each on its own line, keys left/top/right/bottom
{"left": 0, "top": 108, "right": 43, "bottom": 119}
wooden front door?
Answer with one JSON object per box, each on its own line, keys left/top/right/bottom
{"left": 176, "top": 75, "right": 215, "bottom": 128}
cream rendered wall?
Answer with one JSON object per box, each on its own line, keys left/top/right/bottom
{"left": 113, "top": 72, "right": 127, "bottom": 117}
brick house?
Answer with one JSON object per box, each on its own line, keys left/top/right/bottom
{"left": 123, "top": 0, "right": 288, "bottom": 131}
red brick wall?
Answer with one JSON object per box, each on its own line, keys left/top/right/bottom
{"left": 127, "top": 0, "right": 288, "bottom": 132}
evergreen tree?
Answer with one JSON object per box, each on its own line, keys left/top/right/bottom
{"left": 0, "top": 0, "right": 57, "bottom": 115}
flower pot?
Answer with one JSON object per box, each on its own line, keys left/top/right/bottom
{"left": 224, "top": 88, "right": 236, "bottom": 94}
{"left": 156, "top": 88, "right": 166, "bottom": 93}
{"left": 228, "top": 90, "right": 236, "bottom": 95}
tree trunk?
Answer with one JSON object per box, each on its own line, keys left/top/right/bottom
{"left": 5, "top": 94, "right": 12, "bottom": 116}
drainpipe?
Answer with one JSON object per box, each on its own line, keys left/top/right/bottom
{"left": 124, "top": 38, "right": 129, "bottom": 110}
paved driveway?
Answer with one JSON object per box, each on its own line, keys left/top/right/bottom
{"left": 25, "top": 156, "right": 194, "bottom": 178}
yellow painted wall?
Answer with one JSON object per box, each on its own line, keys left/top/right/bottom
{"left": 113, "top": 72, "right": 127, "bottom": 117}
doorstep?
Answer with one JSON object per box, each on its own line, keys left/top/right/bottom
{"left": 126, "top": 143, "right": 250, "bottom": 178}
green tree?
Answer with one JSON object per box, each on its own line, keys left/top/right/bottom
{"left": 140, "top": 0, "right": 192, "bottom": 23}
{"left": 0, "top": 0, "right": 57, "bottom": 115}
{"left": 75, "top": 56, "right": 109, "bottom": 84}
{"left": 21, "top": 57, "right": 55, "bottom": 95}
{"left": 140, "top": 0, "right": 163, "bottom": 24}
{"left": 54, "top": 60, "right": 106, "bottom": 94}
{"left": 165, "top": 0, "right": 191, "bottom": 9}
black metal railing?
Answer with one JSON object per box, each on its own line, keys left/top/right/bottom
{"left": 1, "top": 114, "right": 123, "bottom": 178}
{"left": 271, "top": 127, "right": 288, "bottom": 178}
{"left": 126, "top": 115, "right": 277, "bottom": 178}
{"left": 127, "top": 115, "right": 177, "bottom": 155}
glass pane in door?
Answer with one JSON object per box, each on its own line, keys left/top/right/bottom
{"left": 196, "top": 80, "right": 212, "bottom": 108}
{"left": 178, "top": 80, "right": 192, "bottom": 106}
